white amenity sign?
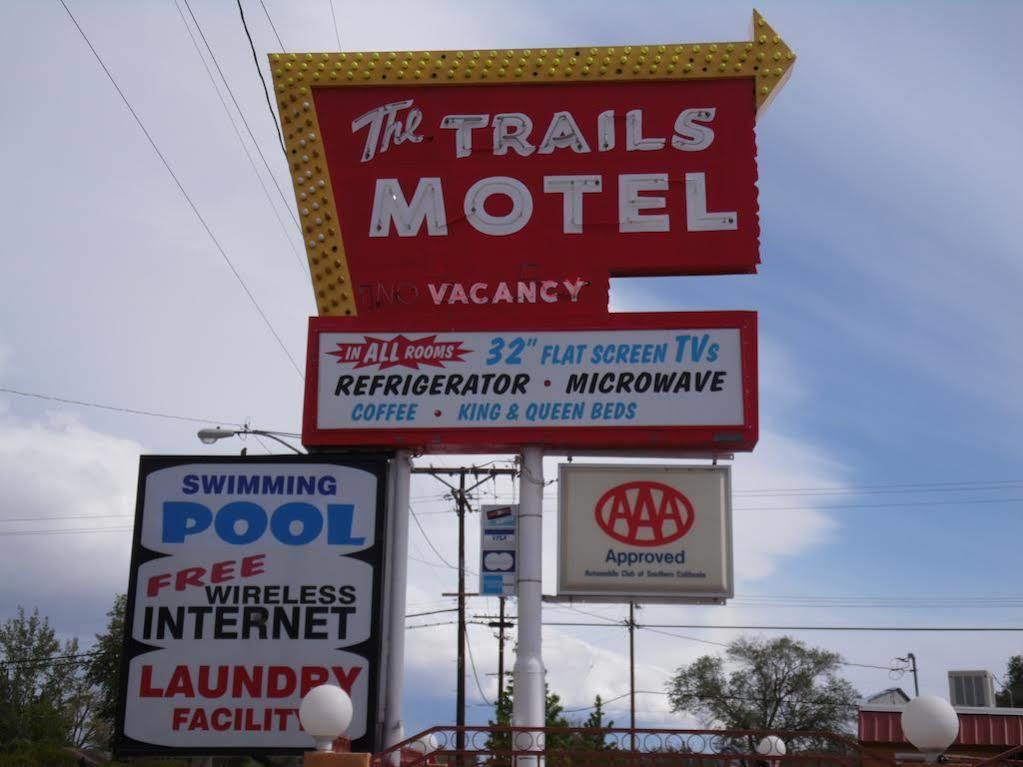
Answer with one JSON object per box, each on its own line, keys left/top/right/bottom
{"left": 558, "top": 464, "right": 733, "bottom": 603}
{"left": 479, "top": 504, "right": 518, "bottom": 597}
{"left": 315, "top": 327, "right": 745, "bottom": 430}
{"left": 118, "top": 456, "right": 386, "bottom": 757}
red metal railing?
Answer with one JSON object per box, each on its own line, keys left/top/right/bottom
{"left": 376, "top": 726, "right": 898, "bottom": 767}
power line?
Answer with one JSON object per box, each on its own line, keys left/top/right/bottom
{"left": 237, "top": 0, "right": 289, "bottom": 156}
{"left": 641, "top": 623, "right": 1023, "bottom": 633}
{"left": 465, "top": 629, "right": 492, "bottom": 706}
{"left": 0, "top": 527, "right": 132, "bottom": 538}
{"left": 174, "top": 0, "right": 305, "bottom": 275}
{"left": 327, "top": 0, "right": 341, "bottom": 49}
{"left": 734, "top": 479, "right": 1023, "bottom": 497}
{"left": 0, "top": 514, "right": 130, "bottom": 524}
{"left": 58, "top": 0, "right": 302, "bottom": 379}
{"left": 258, "top": 0, "right": 285, "bottom": 50}
{"left": 0, "top": 386, "right": 248, "bottom": 427}
{"left": 182, "top": 0, "right": 294, "bottom": 220}
{"left": 406, "top": 608, "right": 458, "bottom": 619}
{"left": 409, "top": 506, "right": 457, "bottom": 569}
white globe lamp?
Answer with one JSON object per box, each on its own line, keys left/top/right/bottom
{"left": 410, "top": 733, "right": 439, "bottom": 756}
{"left": 756, "top": 735, "right": 787, "bottom": 757}
{"left": 901, "top": 696, "right": 959, "bottom": 762}
{"left": 299, "top": 684, "right": 354, "bottom": 752}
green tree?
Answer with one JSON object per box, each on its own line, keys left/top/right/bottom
{"left": 0, "top": 607, "right": 85, "bottom": 750}
{"left": 485, "top": 682, "right": 573, "bottom": 755}
{"left": 568, "top": 695, "right": 616, "bottom": 751}
{"left": 666, "top": 636, "right": 859, "bottom": 749}
{"left": 996, "top": 656, "right": 1023, "bottom": 708}
{"left": 85, "top": 594, "right": 126, "bottom": 747}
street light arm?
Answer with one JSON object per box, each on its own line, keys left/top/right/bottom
{"left": 246, "top": 429, "right": 305, "bottom": 454}
{"left": 195, "top": 426, "right": 304, "bottom": 454}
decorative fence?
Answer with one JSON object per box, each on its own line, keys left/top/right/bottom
{"left": 377, "top": 726, "right": 898, "bottom": 767}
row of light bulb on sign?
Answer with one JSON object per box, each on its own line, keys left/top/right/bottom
{"left": 300, "top": 685, "right": 961, "bottom": 761}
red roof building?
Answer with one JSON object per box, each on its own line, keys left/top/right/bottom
{"left": 860, "top": 704, "right": 1023, "bottom": 760}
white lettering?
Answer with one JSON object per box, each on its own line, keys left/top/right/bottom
{"left": 440, "top": 114, "right": 489, "bottom": 158}
{"left": 351, "top": 100, "right": 423, "bottom": 162}
{"left": 469, "top": 282, "right": 489, "bottom": 304}
{"left": 625, "top": 109, "right": 665, "bottom": 151}
{"left": 539, "top": 280, "right": 559, "bottom": 302}
{"left": 492, "top": 113, "right": 535, "bottom": 156}
{"left": 563, "top": 278, "right": 587, "bottom": 302}
{"left": 672, "top": 108, "right": 715, "bottom": 152}
{"left": 685, "top": 172, "right": 737, "bottom": 231}
{"left": 369, "top": 178, "right": 448, "bottom": 237}
{"left": 538, "top": 111, "right": 591, "bottom": 154}
{"left": 543, "top": 175, "right": 602, "bottom": 234}
{"left": 464, "top": 177, "right": 533, "bottom": 236}
{"left": 619, "top": 173, "right": 669, "bottom": 232}
{"left": 597, "top": 109, "right": 615, "bottom": 152}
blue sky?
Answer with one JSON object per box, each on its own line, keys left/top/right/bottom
{"left": 1, "top": 0, "right": 1022, "bottom": 743}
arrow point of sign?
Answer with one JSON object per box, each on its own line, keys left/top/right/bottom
{"left": 751, "top": 9, "right": 796, "bottom": 115}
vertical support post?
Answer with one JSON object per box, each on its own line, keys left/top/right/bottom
{"left": 497, "top": 596, "right": 507, "bottom": 702}
{"left": 456, "top": 470, "right": 467, "bottom": 759}
{"left": 628, "top": 601, "right": 636, "bottom": 751}
{"left": 909, "top": 652, "right": 919, "bottom": 697}
{"left": 513, "top": 447, "right": 545, "bottom": 764}
{"left": 383, "top": 450, "right": 412, "bottom": 762}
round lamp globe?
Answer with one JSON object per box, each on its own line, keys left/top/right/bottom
{"left": 901, "top": 696, "right": 959, "bottom": 761}
{"left": 756, "top": 735, "right": 786, "bottom": 757}
{"left": 299, "top": 684, "right": 354, "bottom": 751}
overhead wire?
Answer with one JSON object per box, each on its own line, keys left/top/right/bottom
{"left": 0, "top": 386, "right": 246, "bottom": 427}
{"left": 327, "top": 0, "right": 341, "bottom": 49}
{"left": 258, "top": 0, "right": 285, "bottom": 50}
{"left": 174, "top": 0, "right": 306, "bottom": 275}
{"left": 57, "top": 0, "right": 303, "bottom": 379}
{"left": 465, "top": 627, "right": 492, "bottom": 705}
{"left": 236, "top": 0, "right": 289, "bottom": 156}
{"left": 182, "top": 0, "right": 294, "bottom": 223}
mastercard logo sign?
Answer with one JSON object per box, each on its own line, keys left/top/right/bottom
{"left": 594, "top": 481, "right": 695, "bottom": 547}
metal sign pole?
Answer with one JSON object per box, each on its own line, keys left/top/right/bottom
{"left": 383, "top": 450, "right": 412, "bottom": 761}
{"left": 513, "top": 446, "right": 545, "bottom": 764}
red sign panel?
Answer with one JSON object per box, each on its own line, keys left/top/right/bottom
{"left": 303, "top": 311, "right": 757, "bottom": 452}
{"left": 313, "top": 79, "right": 758, "bottom": 321}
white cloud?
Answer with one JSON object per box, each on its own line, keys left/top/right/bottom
{"left": 0, "top": 411, "right": 143, "bottom": 634}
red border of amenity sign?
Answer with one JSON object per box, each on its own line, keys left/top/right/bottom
{"left": 302, "top": 312, "right": 757, "bottom": 453}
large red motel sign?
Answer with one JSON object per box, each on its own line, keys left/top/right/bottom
{"left": 268, "top": 11, "right": 795, "bottom": 451}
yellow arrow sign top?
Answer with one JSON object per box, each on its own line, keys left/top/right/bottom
{"left": 270, "top": 10, "right": 794, "bottom": 116}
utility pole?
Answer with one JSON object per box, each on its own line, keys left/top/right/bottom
{"left": 412, "top": 465, "right": 518, "bottom": 758}
{"left": 897, "top": 652, "right": 920, "bottom": 697}
{"left": 488, "top": 597, "right": 515, "bottom": 702}
{"left": 628, "top": 602, "right": 637, "bottom": 750}
{"left": 456, "top": 470, "right": 467, "bottom": 753}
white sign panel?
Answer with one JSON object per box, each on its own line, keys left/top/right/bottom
{"left": 557, "top": 464, "right": 733, "bottom": 603}
{"left": 118, "top": 456, "right": 386, "bottom": 757}
{"left": 479, "top": 504, "right": 518, "bottom": 597}
{"left": 315, "top": 327, "right": 744, "bottom": 430}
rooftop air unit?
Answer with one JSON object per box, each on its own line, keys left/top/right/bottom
{"left": 948, "top": 670, "right": 996, "bottom": 708}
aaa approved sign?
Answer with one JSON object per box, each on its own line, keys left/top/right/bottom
{"left": 303, "top": 312, "right": 757, "bottom": 452}
{"left": 557, "top": 464, "right": 733, "bottom": 603}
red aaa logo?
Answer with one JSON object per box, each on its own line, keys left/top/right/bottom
{"left": 594, "top": 481, "right": 695, "bottom": 547}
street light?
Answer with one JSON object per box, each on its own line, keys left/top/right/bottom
{"left": 901, "top": 696, "right": 959, "bottom": 762}
{"left": 299, "top": 684, "right": 353, "bottom": 752}
{"left": 196, "top": 426, "right": 304, "bottom": 454}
